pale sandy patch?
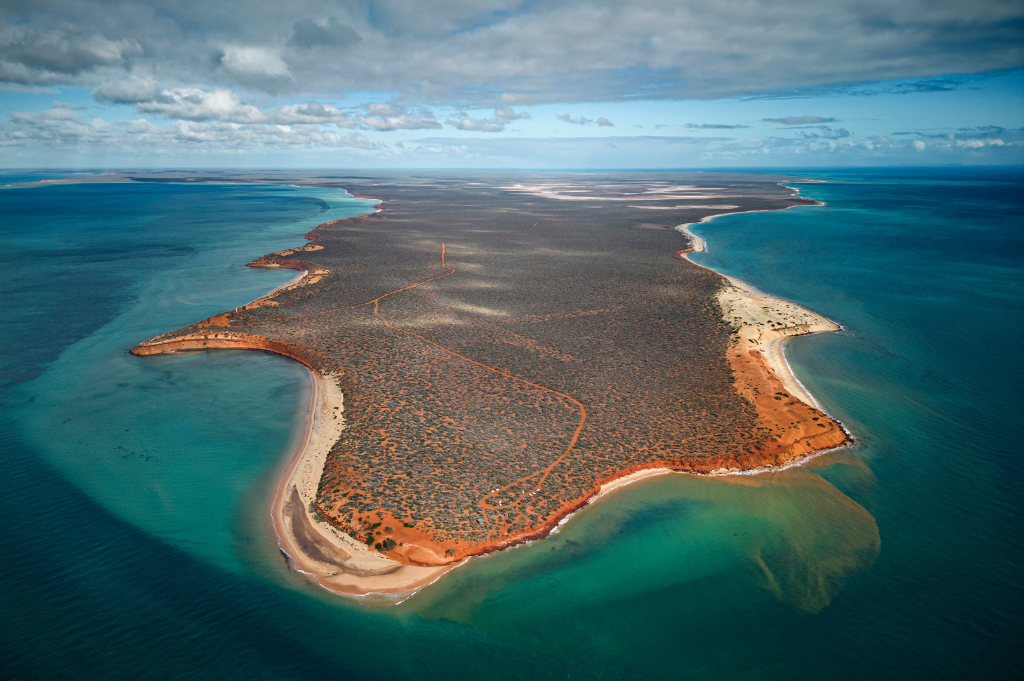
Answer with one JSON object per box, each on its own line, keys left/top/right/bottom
{"left": 674, "top": 201, "right": 838, "bottom": 410}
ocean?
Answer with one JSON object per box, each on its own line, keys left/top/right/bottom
{"left": 0, "top": 169, "right": 1019, "bottom": 679}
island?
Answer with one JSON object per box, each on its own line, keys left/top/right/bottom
{"left": 129, "top": 171, "right": 849, "bottom": 595}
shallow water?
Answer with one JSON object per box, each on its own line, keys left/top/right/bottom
{"left": 0, "top": 170, "right": 1019, "bottom": 679}
{"left": 0, "top": 170, "right": 104, "bottom": 185}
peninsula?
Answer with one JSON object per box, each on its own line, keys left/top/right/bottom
{"left": 129, "top": 171, "right": 849, "bottom": 594}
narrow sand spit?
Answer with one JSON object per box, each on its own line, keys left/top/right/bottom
{"left": 272, "top": 371, "right": 452, "bottom": 596}
{"left": 716, "top": 278, "right": 839, "bottom": 409}
{"left": 674, "top": 194, "right": 840, "bottom": 413}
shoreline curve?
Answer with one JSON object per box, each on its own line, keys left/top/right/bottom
{"left": 130, "top": 177, "right": 852, "bottom": 599}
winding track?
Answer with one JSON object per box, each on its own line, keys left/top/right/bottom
{"left": 362, "top": 241, "right": 589, "bottom": 537}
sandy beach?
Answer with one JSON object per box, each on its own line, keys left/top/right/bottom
{"left": 271, "top": 370, "right": 453, "bottom": 596}
{"left": 675, "top": 189, "right": 838, "bottom": 410}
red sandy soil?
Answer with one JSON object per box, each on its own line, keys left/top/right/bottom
{"left": 130, "top": 177, "right": 849, "bottom": 569}
{"left": 132, "top": 243, "right": 847, "bottom": 569}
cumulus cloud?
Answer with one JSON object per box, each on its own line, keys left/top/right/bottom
{"left": 495, "top": 105, "right": 530, "bottom": 122}
{"left": 358, "top": 103, "right": 441, "bottom": 131}
{"left": 446, "top": 116, "right": 503, "bottom": 133}
{"left": 106, "top": 86, "right": 358, "bottom": 128}
{"left": 159, "top": 122, "right": 378, "bottom": 149}
{"left": 217, "top": 47, "right": 293, "bottom": 93}
{"left": 288, "top": 18, "right": 361, "bottom": 50}
{"left": 265, "top": 101, "right": 356, "bottom": 127}
{"left": 92, "top": 76, "right": 161, "bottom": 104}
{"left": 557, "top": 113, "right": 613, "bottom": 126}
{"left": 10, "top": 101, "right": 82, "bottom": 124}
{"left": 135, "top": 88, "right": 266, "bottom": 123}
{"left": 1, "top": 101, "right": 379, "bottom": 152}
{"left": 447, "top": 106, "right": 529, "bottom": 132}
{"left": 955, "top": 137, "right": 1004, "bottom": 148}
{"left": 763, "top": 116, "right": 838, "bottom": 125}
{"left": 2, "top": 101, "right": 118, "bottom": 146}
{"left": 5, "top": 100, "right": 1021, "bottom": 164}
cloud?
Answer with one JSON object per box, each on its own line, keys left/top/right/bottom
{"left": 557, "top": 114, "right": 614, "bottom": 126}
{"left": 5, "top": 100, "right": 1021, "bottom": 165}
{"left": 288, "top": 18, "right": 361, "bottom": 50}
{"left": 495, "top": 105, "right": 530, "bottom": 121}
{"left": 2, "top": 1, "right": 1022, "bottom": 103}
{"left": 327, "top": 133, "right": 377, "bottom": 149}
{"left": 500, "top": 93, "right": 535, "bottom": 105}
{"left": 217, "top": 47, "right": 293, "bottom": 93}
{"left": 1, "top": 101, "right": 380, "bottom": 152}
{"left": 358, "top": 103, "right": 441, "bottom": 131}
{"left": 763, "top": 116, "right": 838, "bottom": 125}
{"left": 116, "top": 87, "right": 359, "bottom": 128}
{"left": 955, "top": 137, "right": 1004, "bottom": 148}
{"left": 447, "top": 106, "right": 530, "bottom": 132}
{"left": 161, "top": 122, "right": 378, "bottom": 149}
{"left": 446, "top": 117, "right": 501, "bottom": 132}
{"left": 2, "top": 101, "right": 118, "bottom": 146}
{"left": 797, "top": 126, "right": 852, "bottom": 139}
{"left": 265, "top": 101, "right": 356, "bottom": 127}
{"left": 92, "top": 76, "right": 161, "bottom": 104}
{"left": 10, "top": 101, "right": 82, "bottom": 124}
{"left": 134, "top": 88, "right": 266, "bottom": 123}
{"left": 877, "top": 79, "right": 963, "bottom": 95}
{"left": 686, "top": 123, "right": 750, "bottom": 129}
{"left": 0, "top": 28, "right": 140, "bottom": 85}
{"left": 959, "top": 125, "right": 1007, "bottom": 133}
{"left": 558, "top": 114, "right": 591, "bottom": 125}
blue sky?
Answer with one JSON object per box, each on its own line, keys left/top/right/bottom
{"left": 1, "top": 0, "right": 1022, "bottom": 168}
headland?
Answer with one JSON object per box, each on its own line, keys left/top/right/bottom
{"left": 129, "top": 171, "right": 849, "bottom": 597}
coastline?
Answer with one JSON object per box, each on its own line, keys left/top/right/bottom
{"left": 128, "top": 205, "right": 451, "bottom": 595}
{"left": 673, "top": 187, "right": 838, "bottom": 410}
{"left": 673, "top": 184, "right": 851, "bottom": 468}
{"left": 271, "top": 369, "right": 453, "bottom": 596}
{"left": 129, "top": 176, "right": 850, "bottom": 599}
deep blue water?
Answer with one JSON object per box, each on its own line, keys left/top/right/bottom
{"left": 0, "top": 170, "right": 1020, "bottom": 679}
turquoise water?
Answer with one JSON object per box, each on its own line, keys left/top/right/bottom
{"left": 0, "top": 170, "right": 1020, "bottom": 679}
